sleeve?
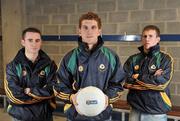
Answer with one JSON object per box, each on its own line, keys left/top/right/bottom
{"left": 53, "top": 57, "right": 75, "bottom": 104}
{"left": 5, "top": 63, "right": 40, "bottom": 105}
{"left": 123, "top": 56, "right": 148, "bottom": 90}
{"left": 136, "top": 54, "right": 174, "bottom": 91}
{"left": 28, "top": 61, "right": 57, "bottom": 100}
{"left": 123, "top": 57, "right": 135, "bottom": 84}
{"left": 104, "top": 54, "right": 125, "bottom": 104}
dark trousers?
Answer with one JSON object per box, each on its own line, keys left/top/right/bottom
{"left": 12, "top": 117, "right": 53, "bottom": 121}
{"left": 67, "top": 116, "right": 112, "bottom": 121}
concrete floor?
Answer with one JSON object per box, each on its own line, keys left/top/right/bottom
{"left": 0, "top": 108, "right": 66, "bottom": 121}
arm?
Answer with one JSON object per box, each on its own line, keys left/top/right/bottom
{"left": 5, "top": 63, "right": 40, "bottom": 105}
{"left": 53, "top": 57, "right": 75, "bottom": 104}
{"left": 104, "top": 55, "right": 125, "bottom": 104}
{"left": 27, "top": 61, "right": 57, "bottom": 100}
{"left": 136, "top": 55, "right": 173, "bottom": 91}
{"left": 123, "top": 56, "right": 148, "bottom": 90}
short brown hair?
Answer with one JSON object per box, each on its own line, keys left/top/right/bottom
{"left": 79, "top": 12, "right": 102, "bottom": 29}
{"left": 22, "top": 27, "right": 42, "bottom": 39}
{"left": 142, "top": 25, "right": 160, "bottom": 37}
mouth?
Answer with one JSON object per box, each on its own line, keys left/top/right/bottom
{"left": 145, "top": 43, "right": 150, "bottom": 45}
{"left": 31, "top": 48, "right": 38, "bottom": 50}
{"left": 87, "top": 36, "right": 93, "bottom": 38}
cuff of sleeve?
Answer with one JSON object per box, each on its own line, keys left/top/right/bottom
{"left": 132, "top": 74, "right": 139, "bottom": 79}
{"left": 69, "top": 94, "right": 74, "bottom": 103}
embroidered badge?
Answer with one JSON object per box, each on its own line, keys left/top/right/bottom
{"left": 99, "top": 64, "right": 106, "bottom": 71}
{"left": 39, "top": 70, "right": 45, "bottom": 76}
{"left": 78, "top": 65, "right": 84, "bottom": 72}
{"left": 134, "top": 65, "right": 139, "bottom": 70}
{"left": 150, "top": 64, "right": 156, "bottom": 70}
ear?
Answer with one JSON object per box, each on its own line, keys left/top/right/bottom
{"left": 157, "top": 36, "right": 160, "bottom": 43}
{"left": 78, "top": 28, "right": 81, "bottom": 36}
{"left": 21, "top": 39, "right": 25, "bottom": 46}
{"left": 98, "top": 29, "right": 102, "bottom": 36}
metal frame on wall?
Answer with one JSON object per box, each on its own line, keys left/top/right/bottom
{"left": 42, "top": 34, "right": 180, "bottom": 41}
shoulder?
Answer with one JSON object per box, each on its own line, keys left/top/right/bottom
{"left": 160, "top": 51, "right": 173, "bottom": 63}
{"left": 57, "top": 48, "right": 79, "bottom": 67}
{"left": 6, "top": 60, "right": 21, "bottom": 75}
{"left": 62, "top": 48, "right": 79, "bottom": 61}
{"left": 6, "top": 61, "right": 13, "bottom": 70}
{"left": 126, "top": 53, "right": 141, "bottom": 62}
{"left": 39, "top": 49, "right": 51, "bottom": 61}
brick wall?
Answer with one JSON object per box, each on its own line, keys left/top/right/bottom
{"left": 24, "top": 0, "right": 180, "bottom": 35}
{"left": 0, "top": 40, "right": 2, "bottom": 84}
{"left": 0, "top": 1, "right": 3, "bottom": 88}
{"left": 1, "top": 0, "right": 180, "bottom": 106}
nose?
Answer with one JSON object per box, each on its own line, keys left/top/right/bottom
{"left": 87, "top": 29, "right": 91, "bottom": 34}
{"left": 145, "top": 37, "right": 149, "bottom": 41}
{"left": 31, "top": 40, "right": 37, "bottom": 46}
{"left": 144, "top": 36, "right": 151, "bottom": 41}
{"left": 87, "top": 28, "right": 93, "bottom": 33}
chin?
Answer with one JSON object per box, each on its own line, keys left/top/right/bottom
{"left": 31, "top": 50, "right": 39, "bottom": 54}
{"left": 144, "top": 46, "right": 150, "bottom": 50}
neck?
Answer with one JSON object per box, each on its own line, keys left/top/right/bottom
{"left": 87, "top": 44, "right": 94, "bottom": 50}
{"left": 86, "top": 42, "right": 98, "bottom": 51}
{"left": 25, "top": 52, "right": 38, "bottom": 63}
{"left": 144, "top": 48, "right": 149, "bottom": 54}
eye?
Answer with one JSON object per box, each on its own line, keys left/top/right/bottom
{"left": 28, "top": 39, "right": 33, "bottom": 42}
{"left": 82, "top": 26, "right": 88, "bottom": 30}
{"left": 143, "top": 35, "right": 147, "bottom": 38}
{"left": 35, "top": 39, "right": 41, "bottom": 43}
{"left": 92, "top": 26, "right": 97, "bottom": 29}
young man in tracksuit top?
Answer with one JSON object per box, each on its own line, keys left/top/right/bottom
{"left": 5, "top": 27, "right": 57, "bottom": 121}
{"left": 54, "top": 12, "right": 125, "bottom": 121}
{"left": 123, "top": 25, "right": 174, "bottom": 121}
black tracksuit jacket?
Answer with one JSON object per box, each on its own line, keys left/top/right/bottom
{"left": 54, "top": 37, "right": 125, "bottom": 121}
{"left": 5, "top": 48, "right": 57, "bottom": 121}
{"left": 124, "top": 44, "right": 174, "bottom": 114}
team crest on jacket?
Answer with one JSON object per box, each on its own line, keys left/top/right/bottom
{"left": 39, "top": 70, "right": 45, "bottom": 76}
{"left": 99, "top": 64, "right": 106, "bottom": 71}
{"left": 150, "top": 64, "right": 156, "bottom": 70}
{"left": 134, "top": 65, "right": 139, "bottom": 70}
{"left": 78, "top": 65, "right": 84, "bottom": 72}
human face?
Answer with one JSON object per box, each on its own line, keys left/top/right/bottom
{"left": 21, "top": 32, "right": 42, "bottom": 55}
{"left": 79, "top": 20, "right": 101, "bottom": 48}
{"left": 141, "top": 30, "right": 160, "bottom": 52}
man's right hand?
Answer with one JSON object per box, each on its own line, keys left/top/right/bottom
{"left": 70, "top": 93, "right": 78, "bottom": 106}
{"left": 70, "top": 92, "right": 84, "bottom": 115}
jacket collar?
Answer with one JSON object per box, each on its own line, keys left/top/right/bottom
{"left": 78, "top": 36, "right": 104, "bottom": 55}
{"left": 14, "top": 48, "right": 51, "bottom": 70}
{"left": 138, "top": 44, "right": 160, "bottom": 57}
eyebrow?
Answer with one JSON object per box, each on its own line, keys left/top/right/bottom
{"left": 27, "top": 38, "right": 33, "bottom": 40}
{"left": 27, "top": 38, "right": 41, "bottom": 41}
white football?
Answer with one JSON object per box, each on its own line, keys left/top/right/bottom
{"left": 76, "top": 86, "right": 106, "bottom": 117}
